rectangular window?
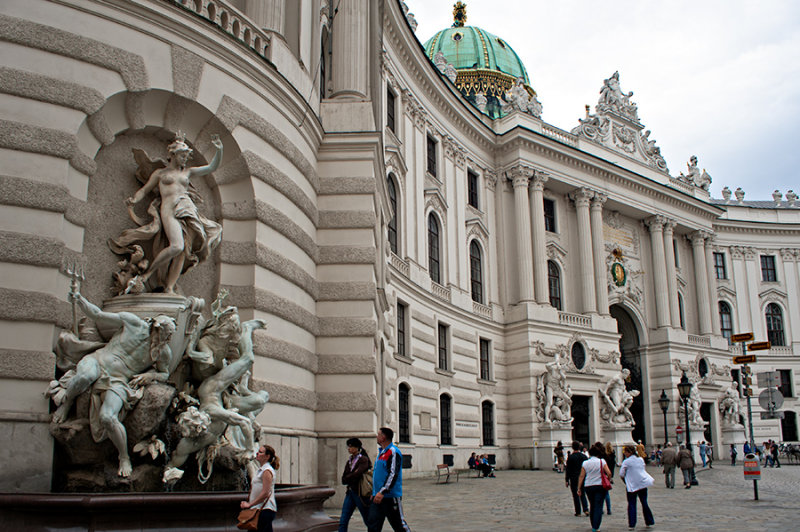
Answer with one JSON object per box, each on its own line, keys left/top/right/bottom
{"left": 731, "top": 369, "right": 742, "bottom": 397}
{"left": 543, "top": 198, "right": 556, "bottom": 233}
{"left": 673, "top": 239, "right": 680, "bottom": 267}
{"left": 467, "top": 169, "right": 479, "bottom": 208}
{"left": 778, "top": 369, "right": 793, "bottom": 398}
{"left": 386, "top": 87, "right": 396, "bottom": 133}
{"left": 437, "top": 323, "right": 449, "bottom": 370}
{"left": 761, "top": 255, "right": 777, "bottom": 282}
{"left": 426, "top": 135, "right": 437, "bottom": 177}
{"left": 396, "top": 301, "right": 407, "bottom": 357}
{"left": 440, "top": 395, "right": 452, "bottom": 445}
{"left": 398, "top": 384, "right": 410, "bottom": 443}
{"left": 479, "top": 338, "right": 491, "bottom": 381}
{"left": 714, "top": 252, "right": 727, "bottom": 279}
{"left": 481, "top": 401, "right": 495, "bottom": 446}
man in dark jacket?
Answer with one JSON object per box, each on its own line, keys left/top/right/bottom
{"left": 565, "top": 441, "right": 589, "bottom": 516}
{"left": 661, "top": 442, "right": 677, "bottom": 488}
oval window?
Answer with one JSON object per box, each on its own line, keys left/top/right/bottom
{"left": 452, "top": 32, "right": 463, "bottom": 42}
{"left": 698, "top": 358, "right": 708, "bottom": 378}
{"left": 571, "top": 343, "right": 586, "bottom": 370}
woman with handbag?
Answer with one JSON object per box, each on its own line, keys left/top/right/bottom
{"left": 338, "top": 437, "right": 372, "bottom": 532}
{"left": 577, "top": 442, "right": 613, "bottom": 532}
{"left": 619, "top": 444, "right": 655, "bottom": 529}
{"left": 239, "top": 445, "right": 280, "bottom": 531}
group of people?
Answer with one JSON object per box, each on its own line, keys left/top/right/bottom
{"left": 659, "top": 442, "right": 696, "bottom": 489}
{"left": 566, "top": 440, "right": 655, "bottom": 531}
{"left": 468, "top": 452, "right": 496, "bottom": 477}
{"left": 743, "top": 439, "right": 782, "bottom": 467}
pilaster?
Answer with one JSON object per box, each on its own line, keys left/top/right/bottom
{"left": 646, "top": 215, "right": 670, "bottom": 328}
{"left": 510, "top": 166, "right": 535, "bottom": 302}
{"left": 569, "top": 187, "right": 597, "bottom": 314}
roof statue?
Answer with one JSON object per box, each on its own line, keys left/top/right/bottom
{"left": 677, "top": 155, "right": 712, "bottom": 191}
{"left": 452, "top": 1, "right": 467, "bottom": 27}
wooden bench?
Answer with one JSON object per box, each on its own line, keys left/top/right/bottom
{"left": 468, "top": 466, "right": 482, "bottom": 478}
{"left": 435, "top": 464, "right": 459, "bottom": 483}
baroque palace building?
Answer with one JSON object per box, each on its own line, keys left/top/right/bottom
{"left": 0, "top": 0, "right": 798, "bottom": 497}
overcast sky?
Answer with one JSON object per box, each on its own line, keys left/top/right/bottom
{"left": 404, "top": 0, "right": 799, "bottom": 199}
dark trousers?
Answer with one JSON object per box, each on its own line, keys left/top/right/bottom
{"left": 257, "top": 509, "right": 276, "bottom": 532}
{"left": 367, "top": 496, "right": 411, "bottom": 532}
{"left": 569, "top": 479, "right": 588, "bottom": 514}
{"left": 626, "top": 488, "right": 655, "bottom": 528}
{"left": 585, "top": 485, "right": 606, "bottom": 531}
{"left": 339, "top": 488, "right": 370, "bottom": 531}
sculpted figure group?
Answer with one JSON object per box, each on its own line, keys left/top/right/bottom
{"left": 600, "top": 368, "right": 640, "bottom": 426}
{"left": 719, "top": 384, "right": 742, "bottom": 426}
{"left": 537, "top": 352, "right": 573, "bottom": 425}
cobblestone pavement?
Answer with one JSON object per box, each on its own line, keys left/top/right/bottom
{"left": 334, "top": 463, "right": 799, "bottom": 532}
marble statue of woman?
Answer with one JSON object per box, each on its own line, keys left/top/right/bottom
{"left": 109, "top": 133, "right": 223, "bottom": 294}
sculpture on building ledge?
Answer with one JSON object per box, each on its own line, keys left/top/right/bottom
{"left": 719, "top": 385, "right": 743, "bottom": 427}
{"left": 536, "top": 352, "right": 573, "bottom": 425}
{"left": 600, "top": 368, "right": 640, "bottom": 426}
{"left": 677, "top": 155, "right": 712, "bottom": 191}
{"left": 686, "top": 383, "right": 705, "bottom": 427}
{"left": 108, "top": 133, "right": 223, "bottom": 295}
{"left": 500, "top": 77, "right": 543, "bottom": 118}
{"left": 598, "top": 71, "right": 638, "bottom": 120}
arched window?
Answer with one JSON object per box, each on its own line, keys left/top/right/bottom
{"left": 481, "top": 400, "right": 495, "bottom": 446}
{"left": 469, "top": 240, "right": 483, "bottom": 303}
{"left": 678, "top": 293, "right": 685, "bottom": 330}
{"left": 548, "top": 260, "right": 562, "bottom": 310}
{"left": 387, "top": 175, "right": 398, "bottom": 254}
{"left": 398, "top": 383, "right": 410, "bottom": 443}
{"left": 765, "top": 303, "right": 785, "bottom": 346}
{"left": 428, "top": 213, "right": 441, "bottom": 283}
{"left": 439, "top": 394, "right": 452, "bottom": 445}
{"left": 719, "top": 301, "right": 733, "bottom": 341}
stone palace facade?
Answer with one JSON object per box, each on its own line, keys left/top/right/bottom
{"left": 1, "top": 0, "right": 798, "bottom": 496}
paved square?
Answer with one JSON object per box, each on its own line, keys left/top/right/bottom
{"left": 335, "top": 463, "right": 799, "bottom": 531}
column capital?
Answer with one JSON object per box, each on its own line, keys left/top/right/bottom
{"left": 568, "top": 186, "right": 594, "bottom": 207}
{"left": 662, "top": 218, "right": 677, "bottom": 233}
{"left": 530, "top": 170, "right": 549, "bottom": 191}
{"left": 508, "top": 165, "right": 534, "bottom": 188}
{"left": 485, "top": 171, "right": 498, "bottom": 191}
{"left": 689, "top": 229, "right": 711, "bottom": 245}
{"left": 644, "top": 214, "right": 667, "bottom": 232}
{"left": 780, "top": 248, "right": 797, "bottom": 262}
{"left": 590, "top": 192, "right": 607, "bottom": 209}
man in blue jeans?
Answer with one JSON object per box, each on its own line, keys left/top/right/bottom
{"left": 368, "top": 427, "right": 411, "bottom": 532}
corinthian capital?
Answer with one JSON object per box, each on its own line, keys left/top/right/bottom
{"left": 688, "top": 230, "right": 710, "bottom": 246}
{"left": 530, "top": 170, "right": 549, "bottom": 191}
{"left": 644, "top": 215, "right": 666, "bottom": 232}
{"left": 662, "top": 218, "right": 676, "bottom": 233}
{"left": 485, "top": 171, "right": 498, "bottom": 191}
{"left": 508, "top": 165, "right": 534, "bottom": 188}
{"left": 590, "top": 192, "right": 607, "bottom": 209}
{"left": 568, "top": 186, "right": 594, "bottom": 207}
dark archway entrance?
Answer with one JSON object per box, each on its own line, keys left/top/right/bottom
{"left": 610, "top": 305, "right": 645, "bottom": 443}
{"left": 572, "top": 395, "right": 591, "bottom": 446}
{"left": 700, "top": 403, "right": 713, "bottom": 443}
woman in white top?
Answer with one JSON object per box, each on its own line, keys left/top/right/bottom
{"left": 619, "top": 444, "right": 655, "bottom": 529}
{"left": 241, "top": 444, "right": 280, "bottom": 532}
{"left": 577, "top": 443, "right": 612, "bottom": 532}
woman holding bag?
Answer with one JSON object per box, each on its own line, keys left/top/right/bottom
{"left": 338, "top": 437, "right": 372, "bottom": 531}
{"left": 240, "top": 445, "right": 279, "bottom": 531}
{"left": 619, "top": 444, "right": 655, "bottom": 529}
{"left": 577, "top": 442, "right": 613, "bottom": 532}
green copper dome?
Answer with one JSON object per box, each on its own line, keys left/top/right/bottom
{"left": 423, "top": 26, "right": 530, "bottom": 85}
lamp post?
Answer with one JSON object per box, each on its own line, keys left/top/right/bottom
{"left": 677, "top": 371, "right": 698, "bottom": 485}
{"left": 658, "top": 389, "right": 670, "bottom": 447}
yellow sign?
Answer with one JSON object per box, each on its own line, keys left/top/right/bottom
{"left": 748, "top": 341, "right": 771, "bottom": 351}
{"left": 731, "top": 332, "right": 754, "bottom": 343}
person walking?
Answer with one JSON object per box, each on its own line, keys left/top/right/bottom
{"left": 699, "top": 441, "right": 708, "bottom": 468}
{"left": 636, "top": 440, "right": 647, "bottom": 462}
{"left": 661, "top": 442, "right": 677, "bottom": 488}
{"left": 706, "top": 441, "right": 713, "bottom": 468}
{"left": 577, "top": 443, "right": 612, "bottom": 532}
{"left": 368, "top": 427, "right": 411, "bottom": 532}
{"left": 678, "top": 444, "right": 694, "bottom": 489}
{"left": 602, "top": 443, "right": 616, "bottom": 515}
{"left": 339, "top": 437, "right": 372, "bottom": 532}
{"left": 554, "top": 441, "right": 565, "bottom": 473}
{"left": 771, "top": 441, "right": 781, "bottom": 468}
{"left": 565, "top": 441, "right": 589, "bottom": 517}
{"left": 730, "top": 444, "right": 738, "bottom": 466}
{"left": 240, "top": 445, "right": 279, "bottom": 532}
{"left": 619, "top": 444, "right": 655, "bottom": 529}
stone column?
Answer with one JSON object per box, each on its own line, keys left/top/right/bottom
{"left": 663, "top": 220, "right": 680, "bottom": 328}
{"left": 485, "top": 173, "right": 501, "bottom": 306}
{"left": 570, "top": 187, "right": 597, "bottom": 314}
{"left": 705, "top": 236, "right": 721, "bottom": 335}
{"left": 590, "top": 193, "right": 609, "bottom": 314}
{"left": 730, "top": 246, "right": 752, "bottom": 333}
{"left": 511, "top": 166, "right": 535, "bottom": 302}
{"left": 330, "top": 0, "right": 369, "bottom": 99}
{"left": 646, "top": 215, "right": 671, "bottom": 328}
{"left": 530, "top": 171, "right": 550, "bottom": 305}
{"left": 690, "top": 231, "right": 713, "bottom": 335}
{"left": 742, "top": 247, "right": 764, "bottom": 339}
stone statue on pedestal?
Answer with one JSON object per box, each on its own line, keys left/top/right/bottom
{"left": 600, "top": 368, "right": 640, "bottom": 426}
{"left": 536, "top": 352, "right": 573, "bottom": 425}
{"left": 719, "top": 384, "right": 742, "bottom": 426}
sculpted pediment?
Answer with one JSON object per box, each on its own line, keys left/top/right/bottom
{"left": 424, "top": 188, "right": 448, "bottom": 217}
{"left": 465, "top": 217, "right": 489, "bottom": 241}
{"left": 759, "top": 287, "right": 787, "bottom": 303}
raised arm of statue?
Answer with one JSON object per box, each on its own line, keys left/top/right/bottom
{"left": 188, "top": 134, "right": 223, "bottom": 178}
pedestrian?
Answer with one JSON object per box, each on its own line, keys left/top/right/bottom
{"left": 339, "top": 437, "right": 372, "bottom": 532}
{"left": 565, "top": 441, "right": 589, "bottom": 517}
{"left": 240, "top": 444, "right": 279, "bottom": 532}
{"left": 706, "top": 441, "right": 713, "bottom": 468}
{"left": 577, "top": 442, "right": 613, "bottom": 532}
{"left": 771, "top": 441, "right": 781, "bottom": 468}
{"left": 619, "top": 444, "right": 655, "bottom": 529}
{"left": 678, "top": 444, "right": 694, "bottom": 489}
{"left": 661, "top": 442, "right": 677, "bottom": 488}
{"left": 699, "top": 440, "right": 708, "bottom": 467}
{"left": 367, "top": 427, "right": 411, "bottom": 532}
{"left": 636, "top": 440, "right": 647, "bottom": 462}
{"left": 743, "top": 441, "right": 751, "bottom": 455}
{"left": 729, "top": 444, "right": 738, "bottom": 466}
{"left": 603, "top": 442, "right": 616, "bottom": 515}
{"left": 554, "top": 440, "right": 565, "bottom": 473}
{"left": 762, "top": 441, "right": 772, "bottom": 467}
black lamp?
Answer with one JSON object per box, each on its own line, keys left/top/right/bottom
{"left": 658, "top": 389, "right": 670, "bottom": 446}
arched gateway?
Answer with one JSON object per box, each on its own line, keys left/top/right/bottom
{"left": 610, "top": 304, "right": 647, "bottom": 443}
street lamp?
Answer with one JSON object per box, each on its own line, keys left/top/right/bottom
{"left": 677, "top": 372, "right": 692, "bottom": 451}
{"left": 658, "top": 389, "right": 670, "bottom": 447}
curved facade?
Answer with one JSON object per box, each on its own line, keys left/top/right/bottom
{"left": 0, "top": 0, "right": 798, "bottom": 503}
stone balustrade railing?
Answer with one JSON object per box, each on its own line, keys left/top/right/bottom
{"left": 669, "top": 177, "right": 694, "bottom": 195}
{"left": 472, "top": 301, "right": 492, "bottom": 319}
{"left": 431, "top": 281, "right": 451, "bottom": 302}
{"left": 558, "top": 311, "right": 591, "bottom": 328}
{"left": 687, "top": 334, "right": 711, "bottom": 347}
{"left": 168, "top": 0, "right": 271, "bottom": 59}
{"left": 542, "top": 124, "right": 578, "bottom": 147}
{"left": 390, "top": 252, "right": 410, "bottom": 277}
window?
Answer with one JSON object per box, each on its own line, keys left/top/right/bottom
{"left": 761, "top": 255, "right": 777, "bottom": 282}
{"left": 719, "top": 301, "right": 733, "bottom": 341}
{"left": 426, "top": 135, "right": 437, "bottom": 177}
{"left": 479, "top": 338, "right": 491, "bottom": 381}
{"left": 437, "top": 323, "right": 449, "bottom": 370}
{"left": 396, "top": 301, "right": 407, "bottom": 357}
{"left": 778, "top": 370, "right": 793, "bottom": 398}
{"left": 467, "top": 169, "right": 479, "bottom": 208}
{"left": 543, "top": 198, "right": 556, "bottom": 233}
{"left": 765, "top": 303, "right": 785, "bottom": 346}
{"left": 571, "top": 342, "right": 586, "bottom": 370}
{"left": 548, "top": 260, "right": 562, "bottom": 310}
{"left": 678, "top": 293, "right": 685, "bottom": 330}
{"left": 713, "top": 252, "right": 727, "bottom": 279}
{"left": 387, "top": 175, "right": 398, "bottom": 254}
{"left": 469, "top": 241, "right": 483, "bottom": 303}
{"left": 428, "top": 213, "right": 441, "bottom": 283}
{"left": 673, "top": 239, "right": 679, "bottom": 268}
{"left": 387, "top": 87, "right": 396, "bottom": 133}
{"left": 481, "top": 401, "right": 495, "bottom": 446}
{"left": 440, "top": 394, "right": 452, "bottom": 445}
{"left": 398, "top": 383, "right": 410, "bottom": 443}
